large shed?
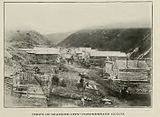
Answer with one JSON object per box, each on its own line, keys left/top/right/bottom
{"left": 20, "top": 47, "right": 60, "bottom": 64}
{"left": 90, "top": 50, "right": 127, "bottom": 59}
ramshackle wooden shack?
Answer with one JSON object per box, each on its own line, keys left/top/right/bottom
{"left": 103, "top": 59, "right": 151, "bottom": 97}
{"left": 104, "top": 59, "right": 150, "bottom": 82}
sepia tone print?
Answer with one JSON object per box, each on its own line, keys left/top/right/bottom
{"left": 4, "top": 2, "right": 152, "bottom": 108}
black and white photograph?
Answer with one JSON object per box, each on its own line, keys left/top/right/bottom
{"left": 4, "top": 2, "right": 152, "bottom": 108}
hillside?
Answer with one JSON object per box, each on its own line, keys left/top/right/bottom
{"left": 45, "top": 32, "right": 72, "bottom": 46}
{"left": 58, "top": 28, "right": 151, "bottom": 58}
{"left": 5, "top": 30, "right": 52, "bottom": 77}
{"left": 6, "top": 30, "right": 51, "bottom": 48}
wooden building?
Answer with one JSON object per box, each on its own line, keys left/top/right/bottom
{"left": 105, "top": 59, "right": 150, "bottom": 82}
{"left": 20, "top": 47, "right": 60, "bottom": 64}
{"left": 90, "top": 50, "right": 127, "bottom": 59}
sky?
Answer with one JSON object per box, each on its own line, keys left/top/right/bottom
{"left": 5, "top": 2, "right": 152, "bottom": 34}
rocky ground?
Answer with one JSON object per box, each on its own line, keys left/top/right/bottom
{"left": 4, "top": 62, "right": 151, "bottom": 107}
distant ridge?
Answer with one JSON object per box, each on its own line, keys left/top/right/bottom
{"left": 45, "top": 32, "right": 72, "bottom": 47}
{"left": 58, "top": 27, "right": 151, "bottom": 58}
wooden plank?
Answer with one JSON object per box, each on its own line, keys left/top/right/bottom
{"left": 13, "top": 91, "right": 44, "bottom": 95}
{"left": 23, "top": 94, "right": 46, "bottom": 99}
{"left": 112, "top": 79, "right": 150, "bottom": 83}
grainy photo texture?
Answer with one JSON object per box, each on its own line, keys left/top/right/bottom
{"left": 4, "top": 2, "right": 152, "bottom": 108}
